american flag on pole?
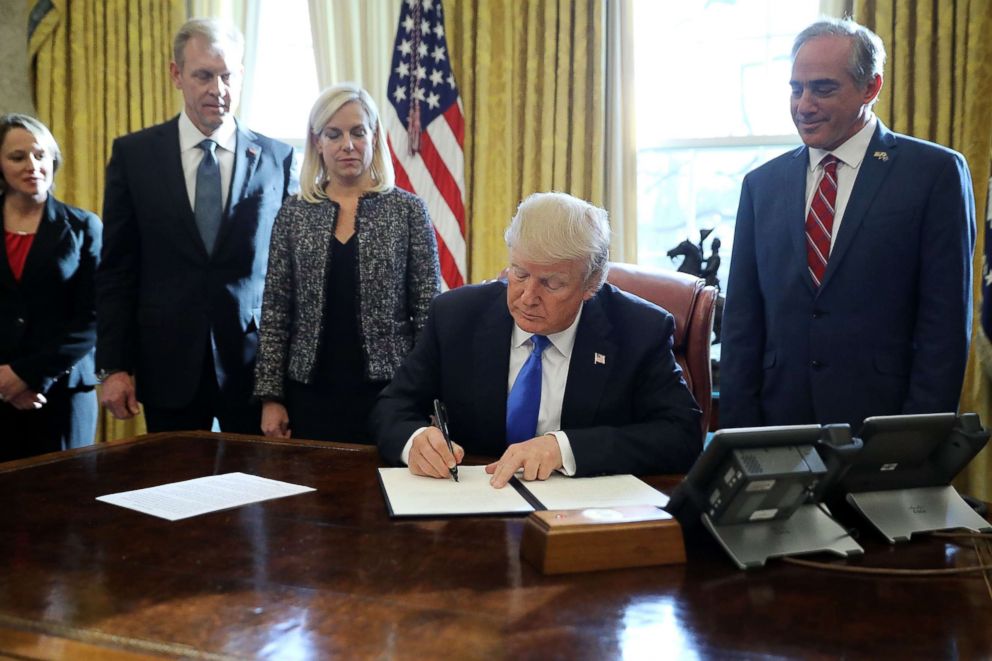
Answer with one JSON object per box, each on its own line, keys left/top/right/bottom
{"left": 385, "top": 0, "right": 466, "bottom": 290}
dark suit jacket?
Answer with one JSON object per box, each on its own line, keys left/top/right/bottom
{"left": 720, "top": 121, "right": 975, "bottom": 432}
{"left": 372, "top": 281, "right": 702, "bottom": 476}
{"left": 0, "top": 195, "right": 100, "bottom": 392}
{"left": 96, "top": 117, "right": 297, "bottom": 407}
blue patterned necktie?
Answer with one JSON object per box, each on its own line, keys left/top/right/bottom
{"left": 194, "top": 139, "right": 222, "bottom": 254}
{"left": 506, "top": 335, "right": 550, "bottom": 445}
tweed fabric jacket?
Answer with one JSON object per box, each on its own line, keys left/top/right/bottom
{"left": 254, "top": 188, "right": 441, "bottom": 400}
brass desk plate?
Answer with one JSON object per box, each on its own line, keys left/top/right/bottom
{"left": 520, "top": 504, "right": 686, "bottom": 574}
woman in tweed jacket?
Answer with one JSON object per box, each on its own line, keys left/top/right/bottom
{"left": 254, "top": 84, "right": 440, "bottom": 442}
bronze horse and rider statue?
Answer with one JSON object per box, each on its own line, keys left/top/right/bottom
{"left": 667, "top": 229, "right": 724, "bottom": 349}
{"left": 667, "top": 228, "right": 721, "bottom": 292}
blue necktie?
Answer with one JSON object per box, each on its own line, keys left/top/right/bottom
{"left": 506, "top": 335, "right": 549, "bottom": 445}
{"left": 194, "top": 139, "right": 222, "bottom": 254}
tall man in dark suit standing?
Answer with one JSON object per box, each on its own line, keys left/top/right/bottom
{"left": 372, "top": 192, "right": 701, "bottom": 486}
{"left": 96, "top": 18, "right": 298, "bottom": 433}
{"left": 720, "top": 18, "right": 975, "bottom": 432}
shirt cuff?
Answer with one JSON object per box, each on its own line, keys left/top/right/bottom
{"left": 550, "top": 430, "right": 576, "bottom": 476}
{"left": 400, "top": 427, "right": 430, "bottom": 466}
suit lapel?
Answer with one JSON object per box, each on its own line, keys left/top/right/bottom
{"left": 230, "top": 126, "right": 262, "bottom": 208}
{"left": 785, "top": 146, "right": 819, "bottom": 294}
{"left": 215, "top": 125, "right": 262, "bottom": 250}
{"left": 0, "top": 240, "right": 13, "bottom": 290}
{"left": 0, "top": 195, "right": 15, "bottom": 289}
{"left": 561, "top": 293, "right": 616, "bottom": 428}
{"left": 473, "top": 286, "right": 513, "bottom": 448}
{"left": 18, "top": 196, "right": 66, "bottom": 285}
{"left": 820, "top": 122, "right": 897, "bottom": 291}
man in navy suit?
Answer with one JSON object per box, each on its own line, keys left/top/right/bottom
{"left": 372, "top": 192, "right": 701, "bottom": 486}
{"left": 96, "top": 18, "right": 297, "bottom": 433}
{"left": 720, "top": 18, "right": 975, "bottom": 433}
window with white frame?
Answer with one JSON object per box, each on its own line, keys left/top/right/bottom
{"left": 633, "top": 0, "right": 823, "bottom": 293}
{"left": 239, "top": 0, "right": 318, "bottom": 147}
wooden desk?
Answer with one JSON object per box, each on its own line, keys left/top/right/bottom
{"left": 0, "top": 432, "right": 989, "bottom": 660}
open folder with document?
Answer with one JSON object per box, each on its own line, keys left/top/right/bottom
{"left": 378, "top": 466, "right": 669, "bottom": 517}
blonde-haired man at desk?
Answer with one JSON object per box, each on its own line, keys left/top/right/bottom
{"left": 372, "top": 192, "right": 701, "bottom": 487}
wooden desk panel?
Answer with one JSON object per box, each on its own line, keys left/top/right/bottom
{"left": 0, "top": 432, "right": 989, "bottom": 659}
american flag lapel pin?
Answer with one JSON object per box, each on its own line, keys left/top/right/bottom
{"left": 594, "top": 353, "right": 606, "bottom": 365}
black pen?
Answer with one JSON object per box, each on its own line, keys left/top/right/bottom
{"left": 433, "top": 399, "right": 458, "bottom": 482}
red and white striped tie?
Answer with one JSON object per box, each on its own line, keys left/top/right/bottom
{"left": 805, "top": 155, "right": 839, "bottom": 287}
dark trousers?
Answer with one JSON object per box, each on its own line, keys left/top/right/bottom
{"left": 285, "top": 378, "right": 384, "bottom": 444}
{"left": 0, "top": 380, "right": 97, "bottom": 462}
{"left": 143, "top": 346, "right": 260, "bottom": 435}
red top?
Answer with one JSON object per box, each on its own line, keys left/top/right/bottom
{"left": 5, "top": 231, "right": 35, "bottom": 282}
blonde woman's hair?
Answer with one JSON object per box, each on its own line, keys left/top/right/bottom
{"left": 299, "top": 83, "right": 395, "bottom": 202}
{"left": 504, "top": 191, "right": 611, "bottom": 291}
{"left": 0, "top": 113, "right": 61, "bottom": 193}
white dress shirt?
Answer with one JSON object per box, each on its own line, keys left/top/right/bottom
{"left": 400, "top": 305, "right": 585, "bottom": 476}
{"left": 505, "top": 305, "right": 582, "bottom": 475}
{"left": 177, "top": 111, "right": 237, "bottom": 213}
{"left": 805, "top": 114, "right": 877, "bottom": 252}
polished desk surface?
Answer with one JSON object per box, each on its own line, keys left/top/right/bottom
{"left": 0, "top": 432, "right": 989, "bottom": 660}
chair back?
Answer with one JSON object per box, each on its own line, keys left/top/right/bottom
{"left": 605, "top": 262, "right": 717, "bottom": 437}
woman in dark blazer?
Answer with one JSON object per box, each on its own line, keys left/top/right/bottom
{"left": 254, "top": 84, "right": 441, "bottom": 443}
{"left": 0, "top": 114, "right": 100, "bottom": 460}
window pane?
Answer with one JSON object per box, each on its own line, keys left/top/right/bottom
{"left": 636, "top": 145, "right": 793, "bottom": 290}
{"left": 243, "top": 0, "right": 318, "bottom": 143}
{"left": 633, "top": 0, "right": 822, "bottom": 296}
{"left": 633, "top": 0, "right": 820, "bottom": 144}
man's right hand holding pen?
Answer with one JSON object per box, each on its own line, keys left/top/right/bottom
{"left": 408, "top": 427, "right": 464, "bottom": 479}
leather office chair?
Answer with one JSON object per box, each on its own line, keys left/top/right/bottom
{"left": 604, "top": 262, "right": 718, "bottom": 438}
{"left": 500, "top": 262, "right": 718, "bottom": 438}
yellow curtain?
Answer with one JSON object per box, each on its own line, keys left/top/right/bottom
{"left": 307, "top": 0, "right": 398, "bottom": 112}
{"left": 445, "top": 0, "right": 606, "bottom": 283}
{"left": 854, "top": 0, "right": 992, "bottom": 500}
{"left": 29, "top": 0, "right": 185, "bottom": 442}
{"left": 604, "top": 0, "right": 637, "bottom": 263}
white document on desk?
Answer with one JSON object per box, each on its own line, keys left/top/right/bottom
{"left": 522, "top": 473, "right": 669, "bottom": 510}
{"left": 378, "top": 465, "right": 535, "bottom": 517}
{"left": 96, "top": 472, "right": 316, "bottom": 521}
{"left": 378, "top": 467, "right": 667, "bottom": 516}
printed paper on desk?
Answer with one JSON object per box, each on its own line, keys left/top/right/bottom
{"left": 96, "top": 472, "right": 316, "bottom": 521}
{"left": 378, "top": 465, "right": 535, "bottom": 517}
{"left": 522, "top": 473, "right": 669, "bottom": 511}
